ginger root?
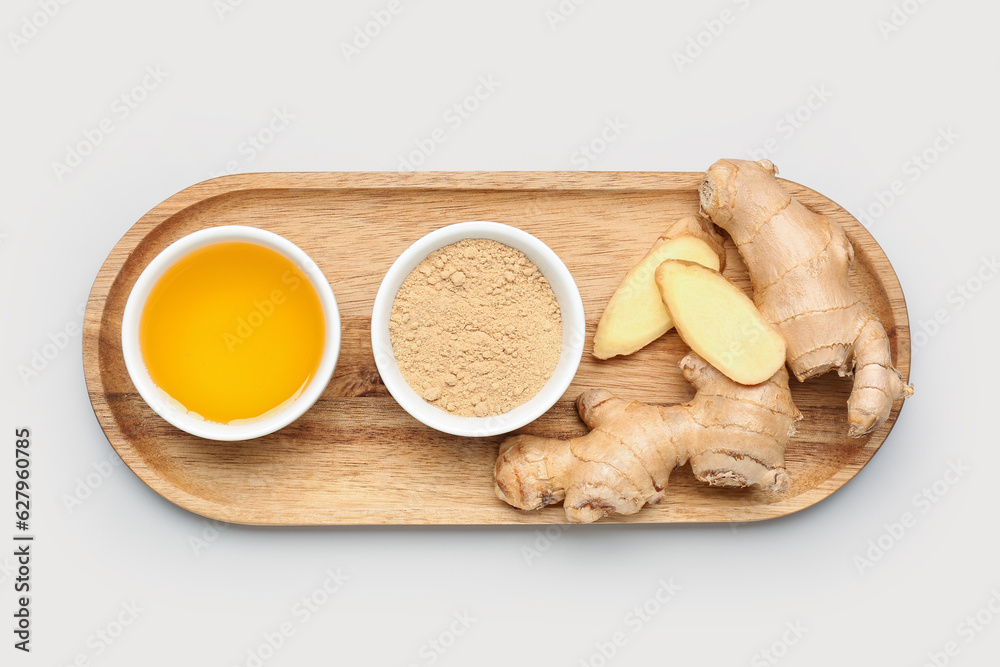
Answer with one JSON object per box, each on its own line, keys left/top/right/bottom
{"left": 700, "top": 158, "right": 913, "bottom": 437}
{"left": 655, "top": 259, "right": 786, "bottom": 385}
{"left": 593, "top": 216, "right": 726, "bottom": 359}
{"left": 494, "top": 353, "right": 801, "bottom": 523}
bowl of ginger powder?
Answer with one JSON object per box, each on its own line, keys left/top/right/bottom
{"left": 371, "top": 221, "right": 585, "bottom": 437}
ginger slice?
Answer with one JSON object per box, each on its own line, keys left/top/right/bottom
{"left": 593, "top": 216, "right": 725, "bottom": 360}
{"left": 655, "top": 260, "right": 786, "bottom": 386}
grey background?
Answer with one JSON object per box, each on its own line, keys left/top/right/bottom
{"left": 2, "top": 1, "right": 998, "bottom": 665}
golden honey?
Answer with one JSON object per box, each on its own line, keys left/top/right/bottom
{"left": 139, "top": 241, "right": 325, "bottom": 424}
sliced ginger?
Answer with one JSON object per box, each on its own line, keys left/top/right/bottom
{"left": 593, "top": 236, "right": 721, "bottom": 359}
{"left": 593, "top": 216, "right": 725, "bottom": 360}
{"left": 655, "top": 260, "right": 786, "bottom": 386}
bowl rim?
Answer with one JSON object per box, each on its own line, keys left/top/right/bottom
{"left": 120, "top": 225, "right": 341, "bottom": 441}
{"left": 371, "top": 221, "right": 585, "bottom": 438}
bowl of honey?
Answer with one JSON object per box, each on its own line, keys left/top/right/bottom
{"left": 121, "top": 226, "right": 340, "bottom": 441}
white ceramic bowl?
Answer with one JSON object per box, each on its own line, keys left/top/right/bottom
{"left": 121, "top": 225, "right": 341, "bottom": 441}
{"left": 371, "top": 221, "right": 585, "bottom": 438}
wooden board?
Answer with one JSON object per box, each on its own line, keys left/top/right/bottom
{"left": 82, "top": 172, "right": 910, "bottom": 525}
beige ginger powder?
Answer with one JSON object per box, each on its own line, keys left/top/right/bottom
{"left": 389, "top": 238, "right": 562, "bottom": 418}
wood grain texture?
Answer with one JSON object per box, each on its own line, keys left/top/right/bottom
{"left": 82, "top": 172, "right": 910, "bottom": 525}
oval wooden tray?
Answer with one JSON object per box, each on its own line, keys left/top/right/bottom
{"left": 83, "top": 172, "right": 910, "bottom": 525}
